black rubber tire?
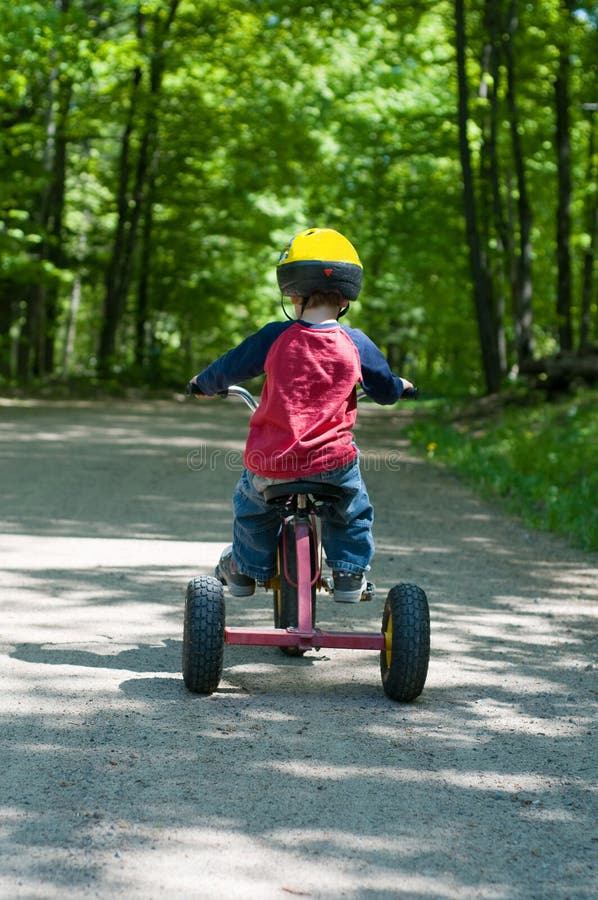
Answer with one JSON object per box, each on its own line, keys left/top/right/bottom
{"left": 182, "top": 576, "right": 225, "bottom": 694}
{"left": 380, "top": 583, "right": 430, "bottom": 702}
{"left": 273, "top": 521, "right": 316, "bottom": 657}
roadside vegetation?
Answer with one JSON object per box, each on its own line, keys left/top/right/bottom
{"left": 405, "top": 388, "right": 598, "bottom": 552}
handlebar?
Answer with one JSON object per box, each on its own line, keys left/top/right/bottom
{"left": 217, "top": 385, "right": 259, "bottom": 411}
{"left": 217, "top": 384, "right": 418, "bottom": 411}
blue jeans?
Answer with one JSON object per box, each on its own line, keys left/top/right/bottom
{"left": 231, "top": 458, "right": 375, "bottom": 581}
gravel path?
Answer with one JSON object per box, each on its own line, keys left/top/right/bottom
{"left": 0, "top": 397, "right": 596, "bottom": 899}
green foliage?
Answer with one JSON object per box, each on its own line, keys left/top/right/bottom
{"left": 406, "top": 389, "right": 598, "bottom": 551}
{"left": 0, "top": 0, "right": 596, "bottom": 387}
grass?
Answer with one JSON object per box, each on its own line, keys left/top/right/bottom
{"left": 405, "top": 388, "right": 598, "bottom": 552}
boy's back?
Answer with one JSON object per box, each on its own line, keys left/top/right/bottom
{"left": 245, "top": 320, "right": 361, "bottom": 478}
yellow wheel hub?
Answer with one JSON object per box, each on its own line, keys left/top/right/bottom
{"left": 384, "top": 613, "right": 393, "bottom": 668}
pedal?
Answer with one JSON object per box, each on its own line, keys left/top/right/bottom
{"left": 361, "top": 581, "right": 376, "bottom": 602}
{"left": 321, "top": 575, "right": 334, "bottom": 595}
{"left": 262, "top": 576, "right": 279, "bottom": 591}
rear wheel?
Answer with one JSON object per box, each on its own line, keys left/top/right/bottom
{"left": 273, "top": 521, "right": 316, "bottom": 657}
{"left": 380, "top": 583, "right": 430, "bottom": 702}
{"left": 182, "top": 576, "right": 225, "bottom": 694}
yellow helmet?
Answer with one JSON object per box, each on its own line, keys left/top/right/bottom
{"left": 276, "top": 228, "right": 363, "bottom": 300}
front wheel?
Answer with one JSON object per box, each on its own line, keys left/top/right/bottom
{"left": 182, "top": 576, "right": 225, "bottom": 694}
{"left": 380, "top": 583, "right": 430, "bottom": 702}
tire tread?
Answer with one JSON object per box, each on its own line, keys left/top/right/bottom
{"left": 380, "top": 582, "right": 430, "bottom": 702}
{"left": 182, "top": 575, "right": 225, "bottom": 694}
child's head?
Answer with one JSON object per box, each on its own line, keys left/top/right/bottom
{"left": 277, "top": 228, "right": 363, "bottom": 306}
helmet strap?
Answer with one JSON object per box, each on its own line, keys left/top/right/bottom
{"left": 281, "top": 293, "right": 350, "bottom": 321}
{"left": 280, "top": 294, "right": 295, "bottom": 321}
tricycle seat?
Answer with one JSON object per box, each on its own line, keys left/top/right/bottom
{"left": 263, "top": 481, "right": 345, "bottom": 505}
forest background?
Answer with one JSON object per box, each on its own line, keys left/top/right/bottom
{"left": 0, "top": 0, "right": 597, "bottom": 548}
{"left": 1, "top": 0, "right": 596, "bottom": 393}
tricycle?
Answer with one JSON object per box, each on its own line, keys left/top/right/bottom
{"left": 182, "top": 385, "right": 430, "bottom": 702}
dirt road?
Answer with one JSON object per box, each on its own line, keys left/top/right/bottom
{"left": 0, "top": 397, "right": 596, "bottom": 899}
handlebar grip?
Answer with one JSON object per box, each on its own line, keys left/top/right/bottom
{"left": 402, "top": 387, "right": 419, "bottom": 400}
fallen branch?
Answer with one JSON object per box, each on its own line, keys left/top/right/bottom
{"left": 520, "top": 350, "right": 598, "bottom": 390}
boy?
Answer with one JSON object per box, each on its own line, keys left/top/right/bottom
{"left": 188, "top": 227, "right": 414, "bottom": 602}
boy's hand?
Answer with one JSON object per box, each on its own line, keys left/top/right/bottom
{"left": 186, "top": 377, "right": 205, "bottom": 396}
{"left": 401, "top": 379, "right": 419, "bottom": 400}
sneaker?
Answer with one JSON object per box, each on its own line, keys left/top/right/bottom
{"left": 332, "top": 570, "right": 367, "bottom": 603}
{"left": 215, "top": 546, "right": 256, "bottom": 597}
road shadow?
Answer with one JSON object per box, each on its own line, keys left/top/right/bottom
{"left": 1, "top": 399, "right": 596, "bottom": 897}
{"left": 2, "top": 630, "right": 595, "bottom": 899}
{"left": 0, "top": 399, "right": 242, "bottom": 541}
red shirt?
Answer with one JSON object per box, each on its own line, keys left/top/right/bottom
{"left": 244, "top": 322, "right": 362, "bottom": 478}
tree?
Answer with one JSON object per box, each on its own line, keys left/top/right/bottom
{"left": 0, "top": 0, "right": 74, "bottom": 380}
{"left": 554, "top": 0, "right": 574, "bottom": 351}
{"left": 579, "top": 105, "right": 597, "bottom": 350}
{"left": 504, "top": 0, "right": 534, "bottom": 366}
{"left": 98, "top": 0, "right": 180, "bottom": 374}
{"left": 455, "top": 0, "right": 502, "bottom": 393}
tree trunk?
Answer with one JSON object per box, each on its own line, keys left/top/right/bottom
{"left": 455, "top": 0, "right": 502, "bottom": 393}
{"left": 18, "top": 0, "right": 72, "bottom": 381}
{"left": 480, "top": 0, "right": 507, "bottom": 376}
{"left": 98, "top": 0, "right": 180, "bottom": 376}
{"left": 521, "top": 352, "right": 598, "bottom": 391}
{"left": 62, "top": 273, "right": 81, "bottom": 374}
{"left": 0, "top": 291, "right": 14, "bottom": 379}
{"left": 98, "top": 59, "right": 143, "bottom": 374}
{"left": 579, "top": 106, "right": 597, "bottom": 351}
{"left": 555, "top": 6, "right": 573, "bottom": 351}
{"left": 42, "top": 73, "right": 72, "bottom": 375}
{"left": 135, "top": 200, "right": 154, "bottom": 369}
{"left": 580, "top": 200, "right": 598, "bottom": 349}
{"left": 504, "top": 0, "right": 534, "bottom": 366}
{"left": 17, "top": 291, "right": 43, "bottom": 381}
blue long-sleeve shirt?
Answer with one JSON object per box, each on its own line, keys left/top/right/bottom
{"left": 194, "top": 319, "right": 405, "bottom": 477}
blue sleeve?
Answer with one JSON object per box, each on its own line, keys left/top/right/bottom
{"left": 194, "top": 321, "right": 291, "bottom": 395}
{"left": 342, "top": 326, "right": 405, "bottom": 405}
